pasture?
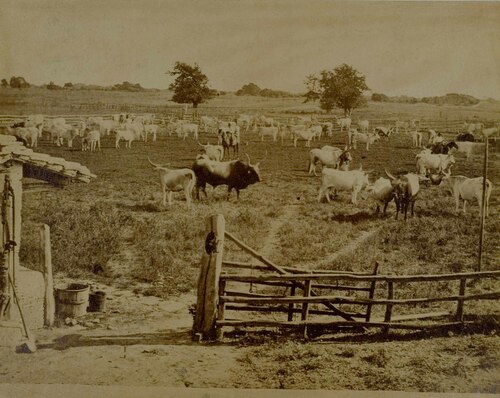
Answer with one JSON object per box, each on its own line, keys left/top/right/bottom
{"left": 2, "top": 91, "right": 500, "bottom": 392}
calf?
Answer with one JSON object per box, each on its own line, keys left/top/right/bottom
{"left": 148, "top": 158, "right": 196, "bottom": 208}
{"left": 439, "top": 173, "right": 492, "bottom": 217}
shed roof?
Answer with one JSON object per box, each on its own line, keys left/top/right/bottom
{"left": 0, "top": 135, "right": 96, "bottom": 184}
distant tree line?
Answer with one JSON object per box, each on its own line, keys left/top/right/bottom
{"left": 371, "top": 92, "right": 480, "bottom": 106}
{"left": 1, "top": 76, "right": 31, "bottom": 89}
{"left": 236, "top": 83, "right": 298, "bottom": 98}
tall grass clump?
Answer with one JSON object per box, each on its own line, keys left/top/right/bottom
{"left": 21, "top": 199, "right": 126, "bottom": 277}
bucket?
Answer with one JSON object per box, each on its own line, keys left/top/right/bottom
{"left": 55, "top": 283, "right": 90, "bottom": 318}
{"left": 88, "top": 291, "right": 106, "bottom": 312}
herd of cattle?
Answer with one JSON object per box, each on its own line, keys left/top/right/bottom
{"left": 0, "top": 112, "right": 497, "bottom": 220}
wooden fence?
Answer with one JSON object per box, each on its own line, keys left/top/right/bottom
{"left": 193, "top": 214, "right": 500, "bottom": 341}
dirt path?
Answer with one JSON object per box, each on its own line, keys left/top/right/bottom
{"left": 260, "top": 204, "right": 300, "bottom": 259}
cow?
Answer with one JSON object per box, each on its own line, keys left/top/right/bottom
{"left": 200, "top": 116, "right": 219, "bottom": 133}
{"left": 98, "top": 119, "right": 118, "bottom": 136}
{"left": 411, "top": 130, "right": 423, "bottom": 148}
{"left": 308, "top": 146, "right": 352, "bottom": 176}
{"left": 144, "top": 124, "right": 159, "bottom": 142}
{"left": 363, "top": 177, "right": 395, "bottom": 214}
{"left": 351, "top": 132, "right": 380, "bottom": 150}
{"left": 359, "top": 120, "right": 369, "bottom": 133}
{"left": 335, "top": 116, "right": 351, "bottom": 132}
{"left": 374, "top": 126, "right": 394, "bottom": 140}
{"left": 221, "top": 128, "right": 240, "bottom": 160}
{"left": 198, "top": 141, "right": 224, "bottom": 161}
{"left": 385, "top": 170, "right": 420, "bottom": 220}
{"left": 317, "top": 167, "right": 370, "bottom": 205}
{"left": 192, "top": 153, "right": 263, "bottom": 201}
{"left": 12, "top": 125, "right": 42, "bottom": 147}
{"left": 416, "top": 152, "right": 455, "bottom": 175}
{"left": 464, "top": 122, "right": 483, "bottom": 134}
{"left": 115, "top": 129, "right": 141, "bottom": 148}
{"left": 82, "top": 129, "right": 101, "bottom": 151}
{"left": 395, "top": 120, "right": 409, "bottom": 133}
{"left": 258, "top": 126, "right": 279, "bottom": 142}
{"left": 439, "top": 172, "right": 492, "bottom": 217}
{"left": 321, "top": 122, "right": 334, "bottom": 137}
{"left": 237, "top": 114, "right": 253, "bottom": 132}
{"left": 309, "top": 125, "right": 323, "bottom": 141}
{"left": 176, "top": 123, "right": 199, "bottom": 141}
{"left": 148, "top": 157, "right": 196, "bottom": 208}
{"left": 291, "top": 127, "right": 316, "bottom": 147}
{"left": 427, "top": 129, "right": 437, "bottom": 145}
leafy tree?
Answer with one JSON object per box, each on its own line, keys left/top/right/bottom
{"left": 10, "top": 76, "right": 30, "bottom": 89}
{"left": 167, "top": 62, "right": 213, "bottom": 108}
{"left": 371, "top": 92, "right": 389, "bottom": 102}
{"left": 64, "top": 82, "right": 73, "bottom": 89}
{"left": 236, "top": 83, "right": 262, "bottom": 96}
{"left": 304, "top": 64, "right": 369, "bottom": 115}
{"left": 47, "top": 81, "right": 61, "bottom": 90}
{"left": 1, "top": 79, "right": 8, "bottom": 88}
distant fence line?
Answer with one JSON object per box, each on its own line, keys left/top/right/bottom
{"left": 0, "top": 110, "right": 497, "bottom": 133}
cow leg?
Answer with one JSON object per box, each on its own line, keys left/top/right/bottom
{"left": 463, "top": 200, "right": 467, "bottom": 215}
{"left": 162, "top": 186, "right": 167, "bottom": 207}
{"left": 168, "top": 191, "right": 173, "bottom": 206}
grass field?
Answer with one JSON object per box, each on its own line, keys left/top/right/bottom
{"left": 3, "top": 90, "right": 500, "bottom": 392}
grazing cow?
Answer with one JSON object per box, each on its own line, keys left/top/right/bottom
{"left": 416, "top": 152, "right": 455, "bottom": 175}
{"left": 237, "top": 114, "right": 253, "bottom": 132}
{"left": 115, "top": 129, "right": 141, "bottom": 148}
{"left": 395, "top": 120, "right": 409, "bottom": 133}
{"left": 221, "top": 129, "right": 240, "bottom": 159}
{"left": 26, "top": 114, "right": 44, "bottom": 126}
{"left": 291, "top": 128, "right": 316, "bottom": 147}
{"left": 87, "top": 116, "right": 103, "bottom": 126}
{"left": 439, "top": 173, "right": 492, "bottom": 217}
{"left": 317, "top": 167, "right": 370, "bottom": 205}
{"left": 351, "top": 132, "right": 380, "bottom": 150}
{"left": 255, "top": 115, "right": 274, "bottom": 127}
{"left": 359, "top": 120, "right": 369, "bottom": 133}
{"left": 11, "top": 125, "right": 42, "bottom": 148}
{"left": 374, "top": 126, "right": 394, "bottom": 140}
{"left": 411, "top": 130, "right": 423, "bottom": 148}
{"left": 192, "top": 153, "right": 263, "bottom": 200}
{"left": 198, "top": 142, "right": 224, "bottom": 161}
{"left": 258, "top": 126, "right": 279, "bottom": 142}
{"left": 335, "top": 116, "right": 351, "bottom": 132}
{"left": 98, "top": 119, "right": 118, "bottom": 136}
{"left": 308, "top": 146, "right": 352, "bottom": 176}
{"left": 385, "top": 170, "right": 420, "bottom": 220}
{"left": 176, "top": 123, "right": 199, "bottom": 141}
{"left": 364, "top": 177, "right": 395, "bottom": 214}
{"left": 148, "top": 158, "right": 196, "bottom": 208}
{"left": 309, "top": 125, "right": 323, "bottom": 141}
{"left": 431, "top": 141, "right": 458, "bottom": 154}
{"left": 427, "top": 129, "right": 437, "bottom": 145}
{"left": 83, "top": 129, "right": 101, "bottom": 151}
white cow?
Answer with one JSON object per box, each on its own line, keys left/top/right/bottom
{"left": 115, "top": 129, "right": 141, "bottom": 148}
{"left": 200, "top": 116, "right": 218, "bottom": 133}
{"left": 364, "top": 177, "right": 394, "bottom": 214}
{"left": 98, "top": 119, "right": 118, "bottom": 136}
{"left": 318, "top": 167, "right": 370, "bottom": 205}
{"left": 411, "top": 130, "right": 423, "bottom": 148}
{"left": 83, "top": 129, "right": 101, "bottom": 151}
{"left": 198, "top": 142, "right": 224, "bottom": 161}
{"left": 321, "top": 122, "right": 333, "bottom": 137}
{"left": 176, "top": 123, "right": 199, "bottom": 140}
{"left": 416, "top": 152, "right": 455, "bottom": 175}
{"left": 144, "top": 124, "right": 159, "bottom": 142}
{"left": 351, "top": 132, "right": 380, "bottom": 150}
{"left": 258, "top": 126, "right": 279, "bottom": 142}
{"left": 439, "top": 174, "right": 492, "bottom": 217}
{"left": 308, "top": 146, "right": 352, "bottom": 176}
{"left": 291, "top": 128, "right": 316, "bottom": 147}
{"left": 12, "top": 126, "right": 42, "bottom": 147}
{"left": 427, "top": 129, "right": 437, "bottom": 145}
{"left": 335, "top": 116, "right": 351, "bottom": 132}
{"left": 359, "top": 120, "right": 369, "bottom": 133}
{"left": 454, "top": 141, "right": 484, "bottom": 160}
{"left": 148, "top": 158, "right": 196, "bottom": 208}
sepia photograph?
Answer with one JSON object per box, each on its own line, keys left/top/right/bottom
{"left": 0, "top": 1, "right": 498, "bottom": 397}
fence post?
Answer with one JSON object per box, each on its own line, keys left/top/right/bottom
{"left": 301, "top": 279, "right": 312, "bottom": 339}
{"left": 215, "top": 278, "right": 227, "bottom": 340}
{"left": 287, "top": 285, "right": 296, "bottom": 322}
{"left": 456, "top": 278, "right": 467, "bottom": 322}
{"left": 365, "top": 262, "right": 380, "bottom": 322}
{"left": 383, "top": 281, "right": 394, "bottom": 334}
{"left": 192, "top": 214, "right": 225, "bottom": 341}
{"left": 40, "top": 224, "right": 55, "bottom": 327}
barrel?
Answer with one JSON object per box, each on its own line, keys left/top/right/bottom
{"left": 55, "top": 283, "right": 90, "bottom": 318}
{"left": 88, "top": 291, "right": 106, "bottom": 312}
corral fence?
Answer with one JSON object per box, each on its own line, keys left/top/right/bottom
{"left": 0, "top": 111, "right": 498, "bottom": 136}
{"left": 193, "top": 214, "right": 500, "bottom": 341}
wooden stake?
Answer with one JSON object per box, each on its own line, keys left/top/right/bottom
{"left": 478, "top": 137, "right": 489, "bottom": 271}
{"left": 41, "top": 224, "right": 55, "bottom": 327}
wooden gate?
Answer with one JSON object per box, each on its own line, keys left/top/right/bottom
{"left": 192, "top": 214, "right": 500, "bottom": 341}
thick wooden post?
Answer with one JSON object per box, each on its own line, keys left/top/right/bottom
{"left": 40, "top": 224, "right": 55, "bottom": 327}
{"left": 301, "top": 279, "right": 312, "bottom": 339}
{"left": 383, "top": 281, "right": 394, "bottom": 334}
{"left": 365, "top": 262, "right": 380, "bottom": 322}
{"left": 215, "top": 278, "right": 226, "bottom": 340}
{"left": 192, "top": 214, "right": 225, "bottom": 341}
{"left": 456, "top": 278, "right": 467, "bottom": 322}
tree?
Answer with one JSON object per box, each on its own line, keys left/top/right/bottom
{"left": 9, "top": 76, "right": 30, "bottom": 89}
{"left": 167, "top": 62, "right": 213, "bottom": 108}
{"left": 304, "top": 64, "right": 369, "bottom": 115}
{"left": 47, "top": 81, "right": 61, "bottom": 90}
{"left": 64, "top": 82, "right": 73, "bottom": 89}
{"left": 1, "top": 79, "right": 8, "bottom": 88}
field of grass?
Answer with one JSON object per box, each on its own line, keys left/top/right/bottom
{"left": 5, "top": 91, "right": 499, "bottom": 392}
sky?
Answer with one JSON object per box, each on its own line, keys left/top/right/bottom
{"left": 1, "top": 0, "right": 499, "bottom": 98}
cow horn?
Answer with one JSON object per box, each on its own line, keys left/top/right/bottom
{"left": 385, "top": 168, "right": 397, "bottom": 181}
{"left": 147, "top": 156, "right": 163, "bottom": 169}
{"left": 197, "top": 140, "right": 204, "bottom": 147}
{"left": 245, "top": 153, "right": 251, "bottom": 164}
